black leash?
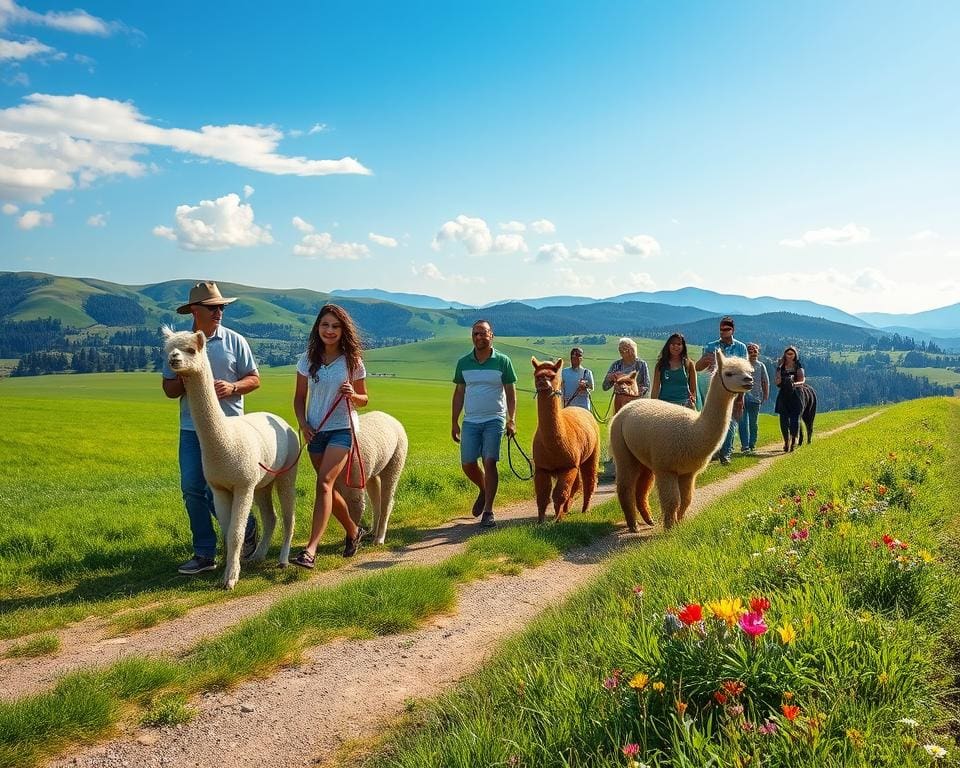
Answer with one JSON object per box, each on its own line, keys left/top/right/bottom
{"left": 507, "top": 432, "right": 534, "bottom": 481}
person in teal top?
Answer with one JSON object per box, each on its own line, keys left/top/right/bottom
{"left": 695, "top": 316, "right": 748, "bottom": 465}
{"left": 651, "top": 333, "right": 698, "bottom": 408}
{"left": 451, "top": 320, "right": 518, "bottom": 528}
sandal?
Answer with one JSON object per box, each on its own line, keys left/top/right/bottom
{"left": 292, "top": 549, "right": 316, "bottom": 569}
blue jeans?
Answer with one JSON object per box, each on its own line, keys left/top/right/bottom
{"left": 179, "top": 429, "right": 255, "bottom": 559}
{"left": 738, "top": 400, "right": 761, "bottom": 451}
{"left": 720, "top": 418, "right": 736, "bottom": 459}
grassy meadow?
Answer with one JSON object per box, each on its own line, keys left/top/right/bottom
{"left": 0, "top": 336, "right": 877, "bottom": 641}
{"left": 371, "top": 397, "right": 960, "bottom": 768}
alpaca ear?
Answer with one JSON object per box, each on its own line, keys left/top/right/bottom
{"left": 628, "top": 371, "right": 638, "bottom": 381}
{"left": 531, "top": 356, "right": 540, "bottom": 369}
{"left": 194, "top": 330, "right": 206, "bottom": 350}
{"left": 161, "top": 325, "right": 174, "bottom": 341}
{"left": 716, "top": 349, "right": 725, "bottom": 371}
{"left": 553, "top": 358, "right": 563, "bottom": 371}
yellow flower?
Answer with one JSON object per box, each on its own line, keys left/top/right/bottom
{"left": 707, "top": 597, "right": 744, "bottom": 627}
{"left": 629, "top": 672, "right": 649, "bottom": 690}
{"left": 837, "top": 521, "right": 852, "bottom": 539}
{"left": 777, "top": 621, "right": 797, "bottom": 645}
{"left": 878, "top": 672, "right": 889, "bottom": 685}
{"left": 919, "top": 549, "right": 935, "bottom": 564}
{"left": 652, "top": 681, "right": 666, "bottom": 693}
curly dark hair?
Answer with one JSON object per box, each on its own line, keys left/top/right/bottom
{"left": 654, "top": 332, "right": 689, "bottom": 373}
{"left": 306, "top": 303, "right": 364, "bottom": 379}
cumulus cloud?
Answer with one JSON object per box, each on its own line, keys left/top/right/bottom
{"left": 152, "top": 193, "right": 273, "bottom": 251}
{"left": 293, "top": 228, "right": 369, "bottom": 260}
{"left": 571, "top": 244, "right": 622, "bottom": 263}
{"left": 411, "top": 261, "right": 484, "bottom": 285}
{"left": 0, "top": 1, "right": 120, "bottom": 35}
{"left": 291, "top": 215, "right": 314, "bottom": 233}
{"left": 535, "top": 242, "right": 570, "bottom": 263}
{"left": 308, "top": 123, "right": 328, "bottom": 135}
{"left": 17, "top": 208, "right": 51, "bottom": 229}
{"left": 779, "top": 222, "right": 870, "bottom": 248}
{"left": 555, "top": 267, "right": 595, "bottom": 292}
{"left": 242, "top": 184, "right": 254, "bottom": 198}
{"left": 369, "top": 232, "right": 397, "bottom": 247}
{"left": 493, "top": 233, "right": 528, "bottom": 254}
{"left": 86, "top": 212, "right": 106, "bottom": 226}
{"left": 0, "top": 36, "right": 53, "bottom": 60}
{"left": 432, "top": 214, "right": 493, "bottom": 255}
{"left": 0, "top": 93, "right": 372, "bottom": 202}
{"left": 2, "top": 201, "right": 18, "bottom": 214}
{"left": 531, "top": 218, "right": 556, "bottom": 234}
{"left": 499, "top": 220, "right": 525, "bottom": 232}
{"left": 626, "top": 272, "right": 656, "bottom": 291}
{"left": 621, "top": 234, "right": 661, "bottom": 258}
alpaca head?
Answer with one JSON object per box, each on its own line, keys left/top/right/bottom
{"left": 531, "top": 356, "right": 563, "bottom": 394}
{"left": 162, "top": 326, "right": 209, "bottom": 378}
{"left": 613, "top": 370, "right": 640, "bottom": 397}
{"left": 715, "top": 349, "right": 754, "bottom": 394}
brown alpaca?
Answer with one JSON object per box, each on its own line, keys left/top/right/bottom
{"left": 531, "top": 357, "right": 601, "bottom": 523}
{"left": 612, "top": 370, "right": 641, "bottom": 415}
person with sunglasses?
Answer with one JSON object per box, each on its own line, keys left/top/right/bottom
{"left": 695, "top": 316, "right": 748, "bottom": 465}
{"left": 162, "top": 281, "right": 260, "bottom": 575}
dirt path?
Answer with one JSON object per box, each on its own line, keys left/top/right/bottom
{"left": 33, "top": 415, "right": 877, "bottom": 767}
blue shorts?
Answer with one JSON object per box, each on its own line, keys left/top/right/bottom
{"left": 308, "top": 428, "right": 353, "bottom": 455}
{"left": 460, "top": 418, "right": 504, "bottom": 463}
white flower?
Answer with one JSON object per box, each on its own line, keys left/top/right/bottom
{"left": 898, "top": 718, "right": 919, "bottom": 727}
{"left": 923, "top": 744, "right": 947, "bottom": 758}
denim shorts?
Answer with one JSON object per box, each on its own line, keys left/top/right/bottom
{"left": 460, "top": 418, "right": 504, "bottom": 463}
{"left": 307, "top": 428, "right": 353, "bottom": 454}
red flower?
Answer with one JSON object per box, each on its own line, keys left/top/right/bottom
{"left": 713, "top": 691, "right": 728, "bottom": 705}
{"left": 749, "top": 596, "right": 770, "bottom": 614}
{"left": 781, "top": 704, "right": 801, "bottom": 721}
{"left": 677, "top": 603, "right": 703, "bottom": 625}
{"left": 722, "top": 680, "right": 746, "bottom": 697}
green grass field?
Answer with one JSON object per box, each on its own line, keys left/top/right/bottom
{"left": 899, "top": 367, "right": 960, "bottom": 388}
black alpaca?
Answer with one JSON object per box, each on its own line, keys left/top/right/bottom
{"left": 775, "top": 372, "right": 817, "bottom": 452}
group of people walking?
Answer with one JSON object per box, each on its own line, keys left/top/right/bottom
{"left": 162, "top": 281, "right": 806, "bottom": 575}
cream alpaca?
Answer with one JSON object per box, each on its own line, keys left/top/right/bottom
{"left": 531, "top": 357, "right": 600, "bottom": 522}
{"left": 609, "top": 350, "right": 753, "bottom": 531}
{"left": 335, "top": 411, "right": 408, "bottom": 545}
{"left": 163, "top": 328, "right": 299, "bottom": 589}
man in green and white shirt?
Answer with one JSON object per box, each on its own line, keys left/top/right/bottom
{"left": 452, "top": 319, "right": 517, "bottom": 528}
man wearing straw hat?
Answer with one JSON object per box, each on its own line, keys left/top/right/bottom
{"left": 161, "top": 281, "right": 260, "bottom": 575}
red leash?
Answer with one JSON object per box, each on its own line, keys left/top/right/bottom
{"left": 258, "top": 393, "right": 365, "bottom": 488}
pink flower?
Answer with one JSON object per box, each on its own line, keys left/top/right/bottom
{"left": 738, "top": 611, "right": 768, "bottom": 639}
{"left": 633, "top": 585, "right": 645, "bottom": 597}
{"left": 758, "top": 720, "right": 779, "bottom": 735}
{"left": 622, "top": 743, "right": 640, "bottom": 757}
{"left": 790, "top": 528, "right": 809, "bottom": 541}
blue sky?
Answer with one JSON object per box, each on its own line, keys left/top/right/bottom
{"left": 1, "top": 1, "right": 958, "bottom": 314}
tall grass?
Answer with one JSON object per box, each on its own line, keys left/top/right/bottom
{"left": 374, "top": 398, "right": 960, "bottom": 767}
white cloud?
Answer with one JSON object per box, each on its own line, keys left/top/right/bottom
{"left": 493, "top": 233, "right": 528, "bottom": 254}
{"left": 0, "top": 93, "right": 371, "bottom": 202}
{"left": 621, "top": 234, "right": 661, "bottom": 258}
{"left": 153, "top": 193, "right": 273, "bottom": 251}
{"left": 86, "top": 212, "right": 106, "bottom": 226}
{"left": 535, "top": 242, "right": 570, "bottom": 263}
{"left": 17, "top": 208, "right": 51, "bottom": 229}
{"left": 1, "top": 201, "right": 18, "bottom": 214}
{"left": 555, "top": 267, "right": 595, "bottom": 292}
{"left": 308, "top": 122, "right": 328, "bottom": 135}
{"left": 499, "top": 220, "right": 525, "bottom": 232}
{"left": 242, "top": 184, "right": 254, "bottom": 198}
{"left": 625, "top": 272, "right": 656, "bottom": 291}
{"left": 411, "top": 261, "right": 484, "bottom": 285}
{"left": 779, "top": 222, "right": 870, "bottom": 248}
{"left": 571, "top": 244, "right": 622, "bottom": 262}
{"left": 294, "top": 231, "right": 369, "bottom": 260}
{"left": 369, "top": 232, "right": 398, "bottom": 247}
{"left": 292, "top": 215, "right": 314, "bottom": 233}
{"left": 0, "top": 36, "right": 52, "bottom": 60}
{"left": 0, "top": 1, "right": 119, "bottom": 35}
{"left": 432, "top": 214, "right": 493, "bottom": 255}
{"left": 908, "top": 229, "right": 940, "bottom": 242}
{"left": 531, "top": 218, "right": 556, "bottom": 234}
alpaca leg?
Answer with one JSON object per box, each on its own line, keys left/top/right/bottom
{"left": 635, "top": 464, "right": 655, "bottom": 527}
{"left": 534, "top": 468, "right": 552, "bottom": 524}
{"left": 677, "top": 473, "right": 696, "bottom": 522}
{"left": 275, "top": 470, "right": 297, "bottom": 567}
{"left": 579, "top": 451, "right": 599, "bottom": 513}
{"left": 552, "top": 468, "right": 579, "bottom": 522}
{"left": 364, "top": 476, "right": 382, "bottom": 535}
{"left": 657, "top": 473, "right": 681, "bottom": 530}
{"left": 374, "top": 448, "right": 405, "bottom": 545}
{"left": 248, "top": 485, "right": 275, "bottom": 563}
{"left": 222, "top": 487, "right": 254, "bottom": 590}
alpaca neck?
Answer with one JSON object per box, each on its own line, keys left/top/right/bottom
{"left": 181, "top": 359, "right": 230, "bottom": 447}
{"left": 694, "top": 374, "right": 736, "bottom": 442}
{"left": 536, "top": 388, "right": 565, "bottom": 438}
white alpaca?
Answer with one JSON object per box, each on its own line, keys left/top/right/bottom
{"left": 162, "top": 328, "right": 299, "bottom": 589}
{"left": 609, "top": 350, "right": 753, "bottom": 531}
{"left": 335, "top": 411, "right": 408, "bottom": 545}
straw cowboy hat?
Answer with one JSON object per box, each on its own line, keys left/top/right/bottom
{"left": 176, "top": 281, "right": 238, "bottom": 314}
